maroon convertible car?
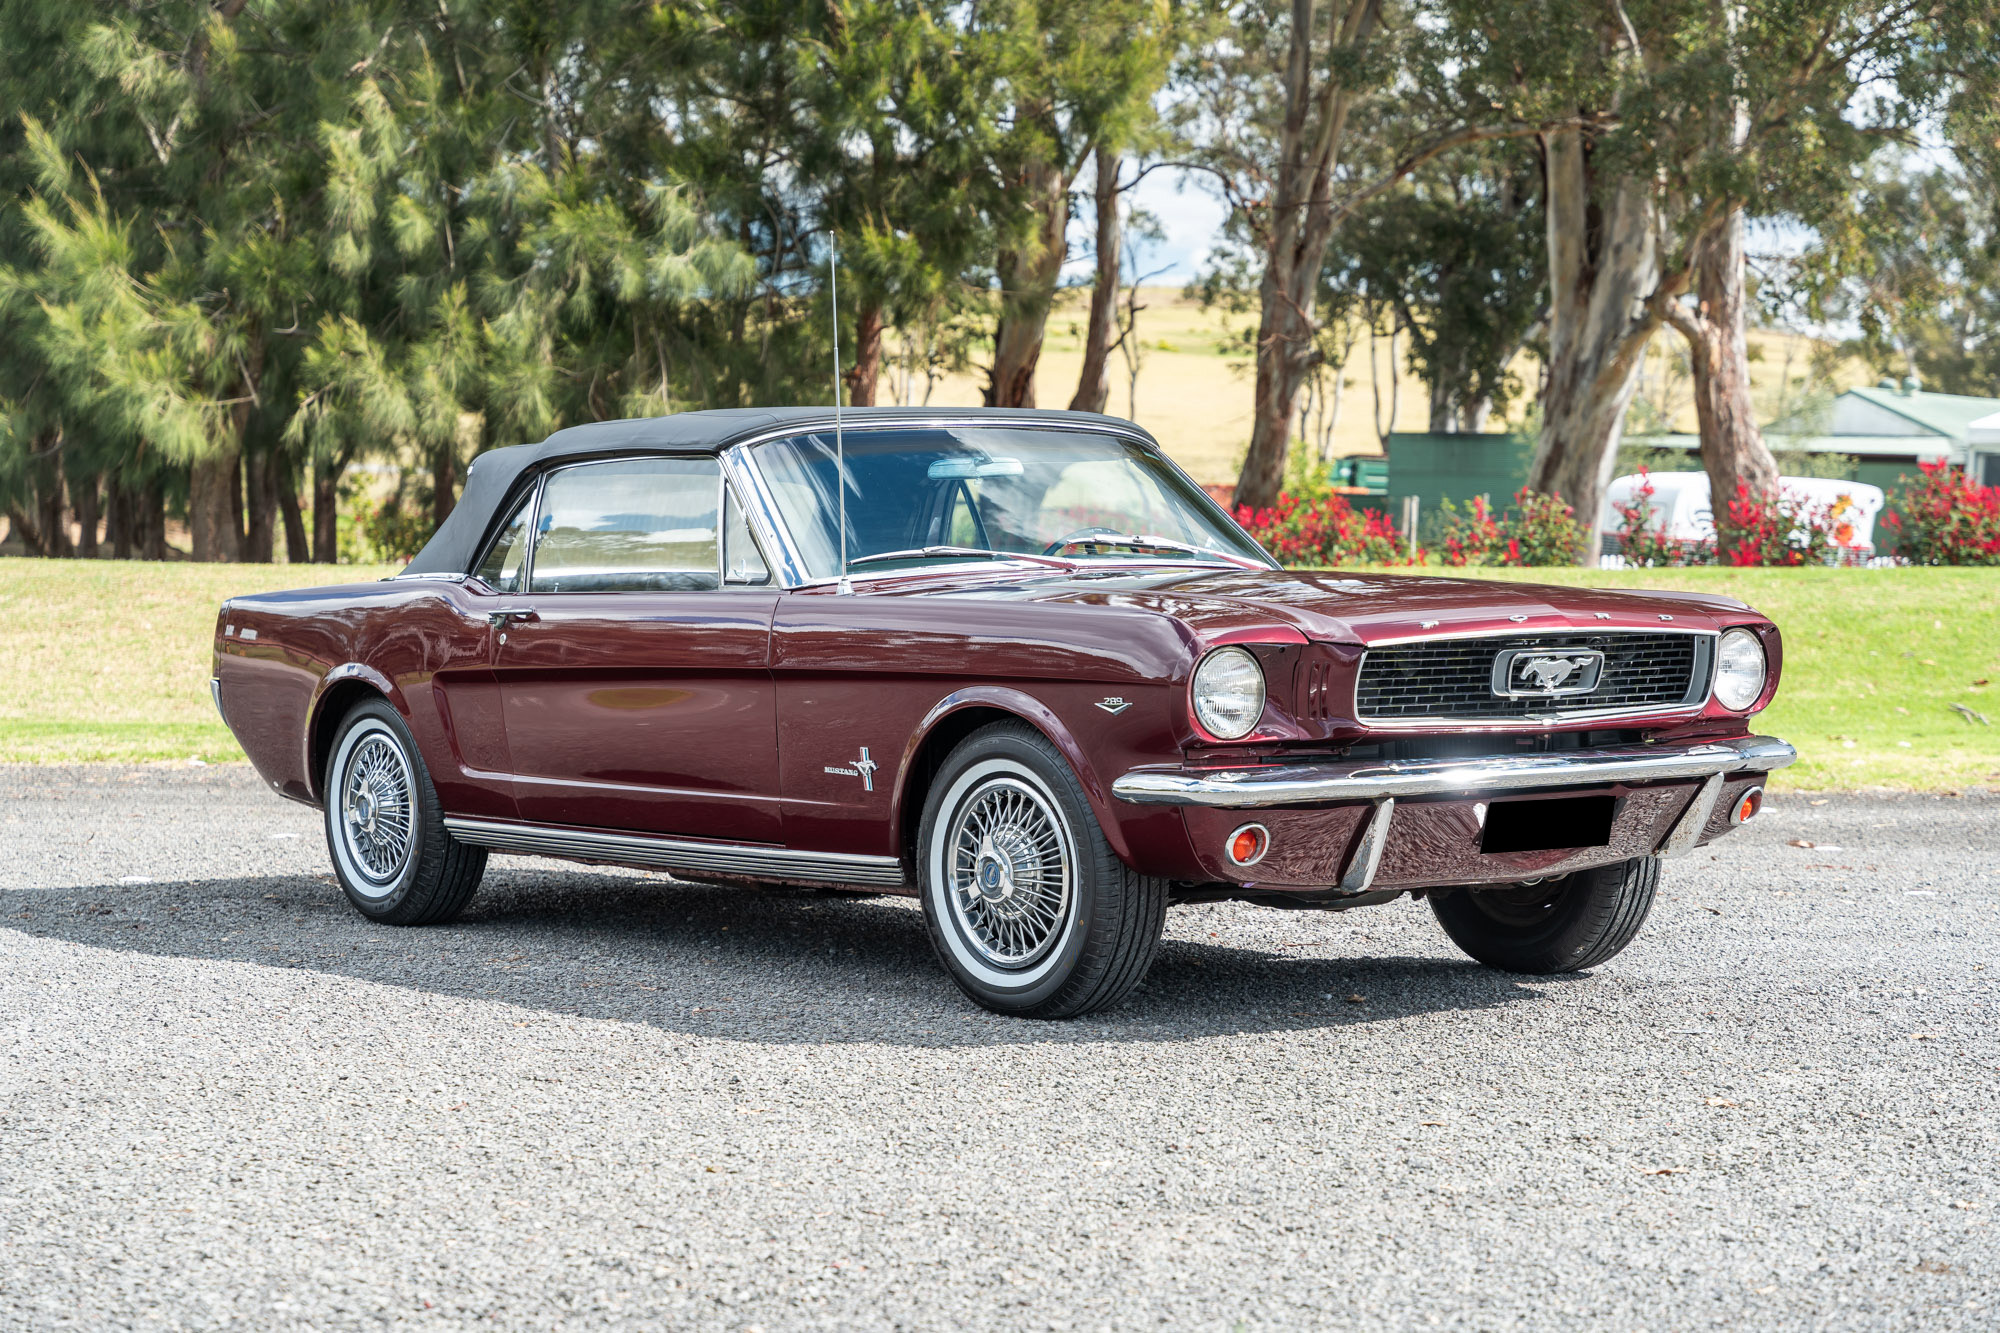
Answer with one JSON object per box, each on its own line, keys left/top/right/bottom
{"left": 213, "top": 408, "right": 1794, "bottom": 1017}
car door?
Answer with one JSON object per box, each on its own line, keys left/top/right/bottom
{"left": 491, "top": 454, "right": 783, "bottom": 843}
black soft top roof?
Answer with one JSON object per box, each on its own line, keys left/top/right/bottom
{"left": 402, "top": 405, "right": 1143, "bottom": 576}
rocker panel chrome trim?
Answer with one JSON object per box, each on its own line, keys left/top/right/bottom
{"left": 441, "top": 817, "right": 908, "bottom": 887}
{"left": 1111, "top": 735, "right": 1797, "bottom": 808}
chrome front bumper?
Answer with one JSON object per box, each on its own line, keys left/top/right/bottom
{"left": 1111, "top": 735, "right": 1796, "bottom": 808}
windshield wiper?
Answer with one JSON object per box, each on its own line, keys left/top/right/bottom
{"left": 1054, "top": 532, "right": 1263, "bottom": 568}
{"left": 845, "top": 545, "right": 1075, "bottom": 571}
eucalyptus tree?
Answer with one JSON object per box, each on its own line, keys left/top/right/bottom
{"left": 1443, "top": 0, "right": 1991, "bottom": 559}
{"left": 1322, "top": 139, "right": 1544, "bottom": 433}
{"left": 977, "top": 0, "right": 1174, "bottom": 409}
{"left": 1174, "top": 0, "right": 1553, "bottom": 507}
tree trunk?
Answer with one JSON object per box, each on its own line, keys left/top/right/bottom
{"left": 1235, "top": 0, "right": 1384, "bottom": 509}
{"left": 984, "top": 151, "right": 1072, "bottom": 409}
{"left": 108, "top": 482, "right": 134, "bottom": 560}
{"left": 1665, "top": 208, "right": 1780, "bottom": 518}
{"left": 33, "top": 440, "right": 72, "bottom": 558}
{"left": 140, "top": 476, "right": 166, "bottom": 561}
{"left": 73, "top": 472, "right": 100, "bottom": 557}
{"left": 845, "top": 303, "right": 885, "bottom": 407}
{"left": 190, "top": 335, "right": 262, "bottom": 562}
{"left": 244, "top": 448, "right": 278, "bottom": 563}
{"left": 1527, "top": 130, "right": 1669, "bottom": 563}
{"left": 278, "top": 457, "right": 311, "bottom": 563}
{"left": 1427, "top": 376, "right": 1455, "bottom": 433}
{"left": 313, "top": 458, "right": 340, "bottom": 564}
{"left": 6, "top": 505, "right": 41, "bottom": 556}
{"left": 1070, "top": 146, "right": 1122, "bottom": 415}
{"left": 188, "top": 451, "right": 242, "bottom": 561}
{"left": 432, "top": 444, "right": 458, "bottom": 528}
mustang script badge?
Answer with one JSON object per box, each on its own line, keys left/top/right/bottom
{"left": 1491, "top": 647, "right": 1606, "bottom": 698}
{"left": 823, "top": 747, "right": 879, "bottom": 791}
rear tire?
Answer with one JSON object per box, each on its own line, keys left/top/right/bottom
{"left": 918, "top": 722, "right": 1167, "bottom": 1018}
{"left": 1428, "top": 856, "right": 1658, "bottom": 974}
{"left": 323, "top": 698, "right": 485, "bottom": 926}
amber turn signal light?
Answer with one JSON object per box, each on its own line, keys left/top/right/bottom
{"left": 1226, "top": 823, "right": 1270, "bottom": 867}
{"left": 1730, "top": 786, "right": 1764, "bottom": 826}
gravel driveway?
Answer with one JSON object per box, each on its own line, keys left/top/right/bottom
{"left": 1, "top": 764, "right": 1994, "bottom": 1331}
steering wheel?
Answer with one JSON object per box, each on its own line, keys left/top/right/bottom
{"left": 1042, "top": 526, "right": 1123, "bottom": 556}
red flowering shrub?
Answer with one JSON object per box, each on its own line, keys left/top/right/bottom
{"left": 1612, "top": 468, "right": 1698, "bottom": 567}
{"left": 1438, "top": 488, "right": 1590, "bottom": 566}
{"left": 1437, "top": 494, "right": 1501, "bottom": 566}
{"left": 1235, "top": 492, "right": 1416, "bottom": 566}
{"left": 1881, "top": 462, "right": 2000, "bottom": 566}
{"left": 1716, "top": 483, "right": 1844, "bottom": 567}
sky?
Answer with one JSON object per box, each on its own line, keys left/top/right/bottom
{"left": 1059, "top": 162, "right": 1230, "bottom": 288}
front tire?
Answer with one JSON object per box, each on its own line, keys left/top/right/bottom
{"left": 323, "top": 698, "right": 486, "bottom": 926}
{"left": 1428, "top": 856, "right": 1658, "bottom": 974}
{"left": 918, "top": 723, "right": 1167, "bottom": 1018}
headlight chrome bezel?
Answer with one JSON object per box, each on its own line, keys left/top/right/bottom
{"left": 1713, "top": 627, "right": 1769, "bottom": 713}
{"left": 1191, "top": 646, "right": 1268, "bottom": 740}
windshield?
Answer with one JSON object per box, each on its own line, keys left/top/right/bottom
{"left": 746, "top": 427, "right": 1273, "bottom": 579}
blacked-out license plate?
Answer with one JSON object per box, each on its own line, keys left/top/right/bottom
{"left": 1480, "top": 794, "right": 1616, "bottom": 855}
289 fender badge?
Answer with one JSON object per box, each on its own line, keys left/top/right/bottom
{"left": 823, "top": 747, "right": 878, "bottom": 792}
{"left": 1095, "top": 697, "right": 1133, "bottom": 715}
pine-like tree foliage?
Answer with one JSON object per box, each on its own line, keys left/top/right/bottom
{"left": 1, "top": 0, "right": 1994, "bottom": 560}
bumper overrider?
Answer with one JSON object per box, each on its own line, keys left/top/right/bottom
{"left": 1113, "top": 735, "right": 1797, "bottom": 894}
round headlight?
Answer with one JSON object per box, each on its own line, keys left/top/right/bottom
{"left": 1192, "top": 646, "right": 1266, "bottom": 739}
{"left": 1713, "top": 627, "right": 1768, "bottom": 712}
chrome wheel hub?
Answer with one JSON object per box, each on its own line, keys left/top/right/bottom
{"left": 340, "top": 734, "right": 414, "bottom": 884}
{"left": 946, "top": 777, "right": 1073, "bottom": 969}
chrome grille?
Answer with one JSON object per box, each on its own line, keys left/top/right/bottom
{"left": 1356, "top": 632, "right": 1710, "bottom": 722}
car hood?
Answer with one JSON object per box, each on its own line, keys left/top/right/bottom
{"left": 878, "top": 564, "right": 1758, "bottom": 646}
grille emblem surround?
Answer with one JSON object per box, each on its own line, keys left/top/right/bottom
{"left": 1491, "top": 647, "right": 1606, "bottom": 698}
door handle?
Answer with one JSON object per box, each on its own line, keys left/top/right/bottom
{"left": 488, "top": 609, "right": 540, "bottom": 625}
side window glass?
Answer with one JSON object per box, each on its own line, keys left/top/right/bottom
{"left": 530, "top": 456, "right": 721, "bottom": 593}
{"left": 723, "top": 487, "right": 771, "bottom": 586}
{"left": 473, "top": 492, "right": 534, "bottom": 592}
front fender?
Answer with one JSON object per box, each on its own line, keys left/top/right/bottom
{"left": 897, "top": 685, "right": 1154, "bottom": 870}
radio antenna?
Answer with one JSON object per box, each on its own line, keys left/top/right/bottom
{"left": 831, "top": 236, "right": 852, "bottom": 595}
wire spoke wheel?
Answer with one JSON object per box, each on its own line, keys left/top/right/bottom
{"left": 944, "top": 775, "right": 1074, "bottom": 970}
{"left": 338, "top": 731, "right": 415, "bottom": 890}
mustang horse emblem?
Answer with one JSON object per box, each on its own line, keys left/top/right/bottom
{"left": 824, "top": 747, "right": 878, "bottom": 792}
{"left": 1520, "top": 655, "right": 1587, "bottom": 691}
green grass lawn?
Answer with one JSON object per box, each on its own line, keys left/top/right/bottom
{"left": 0, "top": 559, "right": 1994, "bottom": 789}
{"left": 1415, "top": 566, "right": 2000, "bottom": 791}
{"left": 0, "top": 561, "right": 395, "bottom": 765}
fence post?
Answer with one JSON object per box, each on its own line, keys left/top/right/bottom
{"left": 1401, "top": 494, "right": 1420, "bottom": 560}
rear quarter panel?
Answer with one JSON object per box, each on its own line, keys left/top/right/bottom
{"left": 213, "top": 580, "right": 508, "bottom": 817}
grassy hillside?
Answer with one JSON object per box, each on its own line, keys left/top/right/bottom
{"left": 918, "top": 289, "right": 1866, "bottom": 486}
{"left": 0, "top": 559, "right": 1992, "bottom": 790}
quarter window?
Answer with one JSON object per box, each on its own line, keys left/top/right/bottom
{"left": 473, "top": 493, "right": 534, "bottom": 593}
{"left": 722, "top": 487, "right": 771, "bottom": 586}
{"left": 529, "top": 457, "right": 721, "bottom": 593}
